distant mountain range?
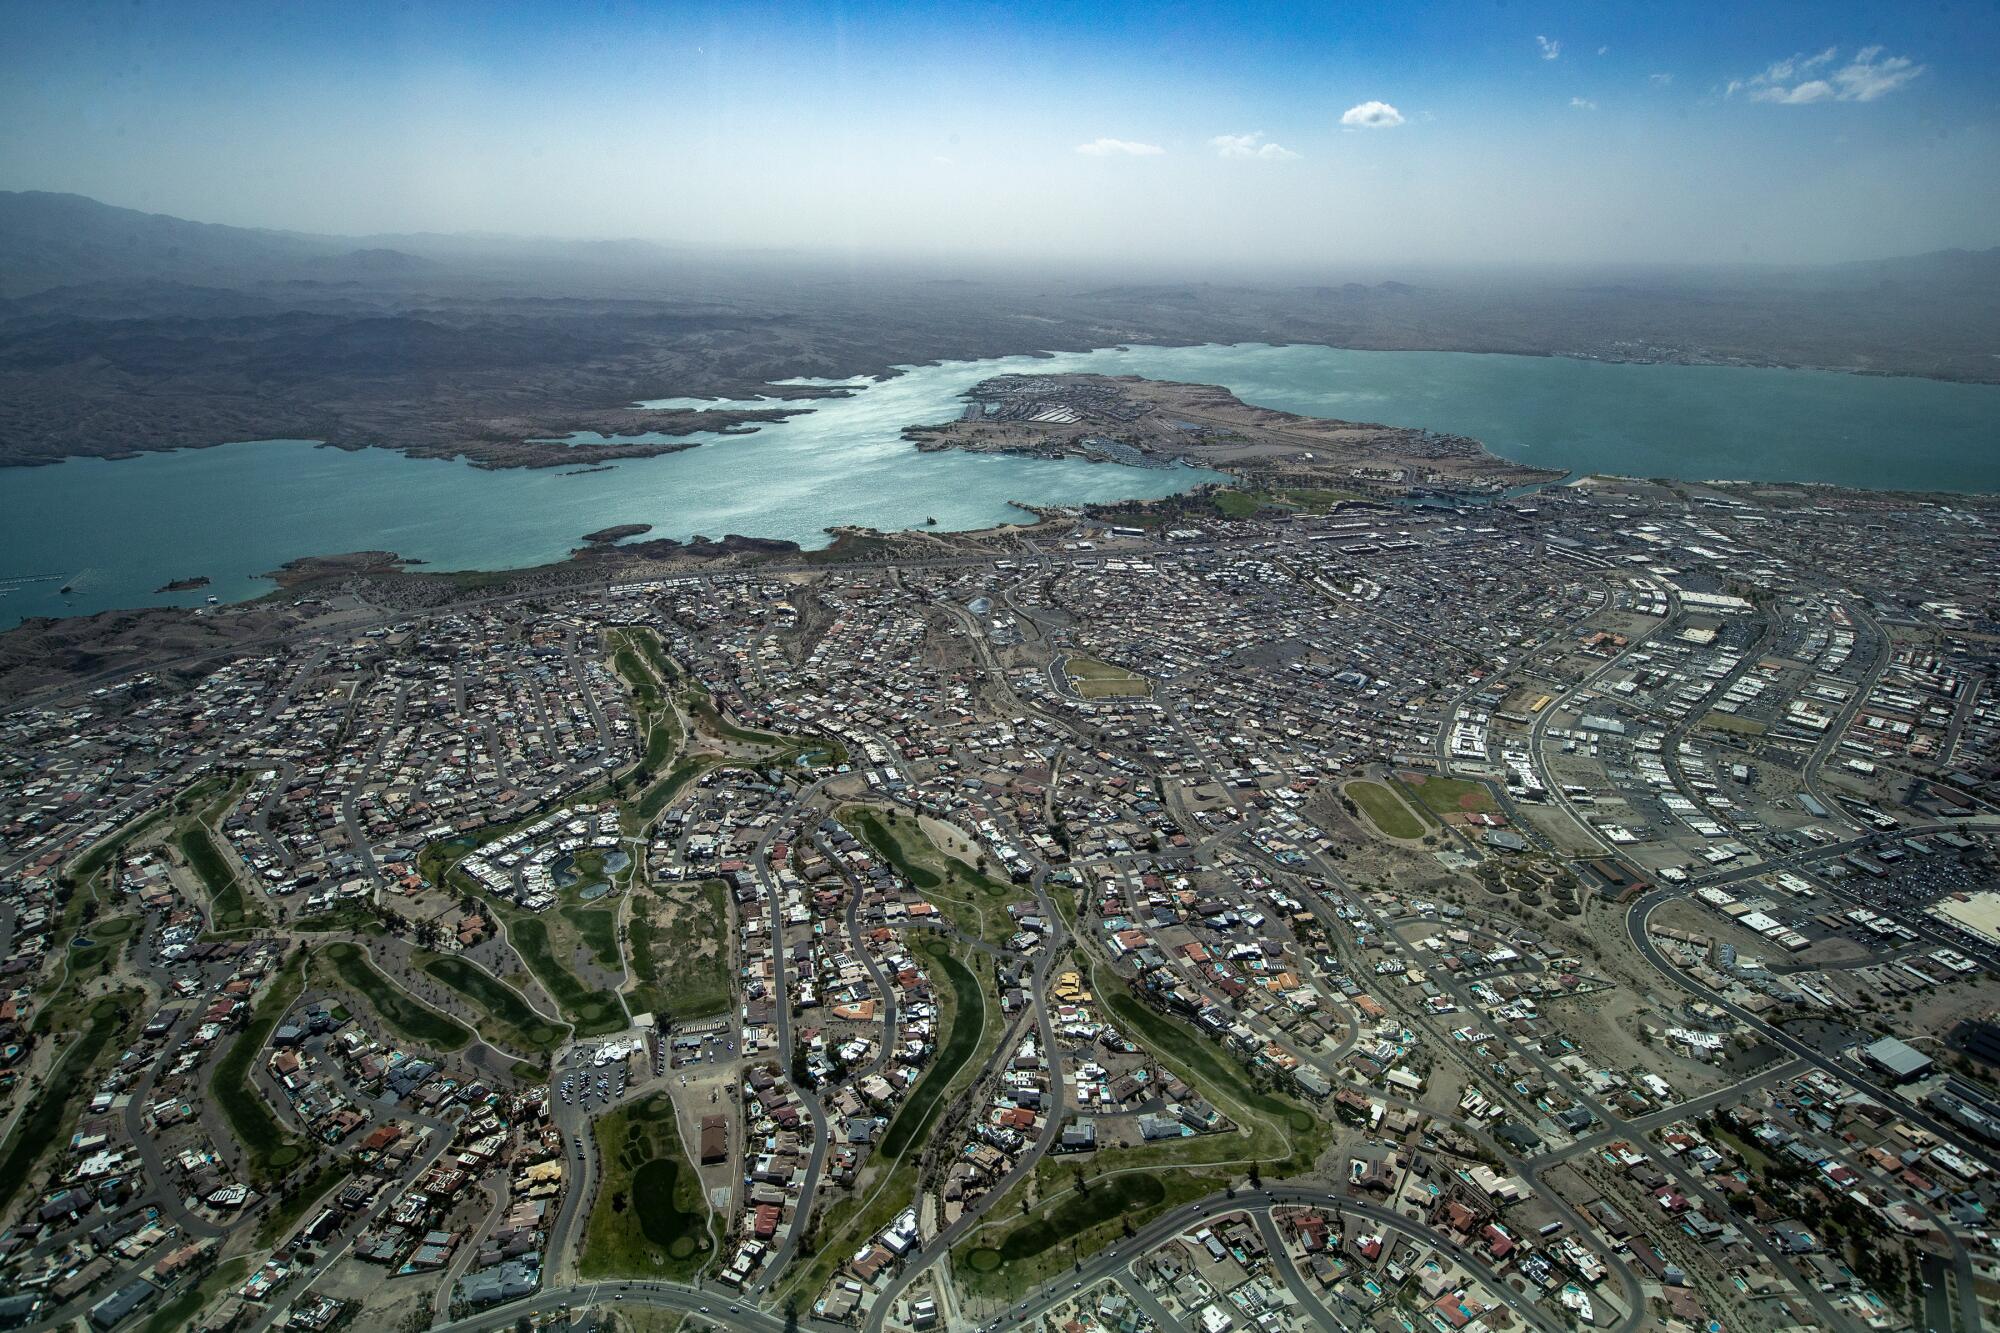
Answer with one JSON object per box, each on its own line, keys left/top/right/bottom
{"left": 0, "top": 191, "right": 773, "bottom": 298}
{"left": 0, "top": 191, "right": 432, "bottom": 295}
{"left": 4, "top": 189, "right": 1995, "bottom": 300}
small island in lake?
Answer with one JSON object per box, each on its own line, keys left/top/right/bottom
{"left": 580, "top": 524, "right": 653, "bottom": 545}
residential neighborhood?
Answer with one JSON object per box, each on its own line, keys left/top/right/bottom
{"left": 6, "top": 471, "right": 2000, "bottom": 1333}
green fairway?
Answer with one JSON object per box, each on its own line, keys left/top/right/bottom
{"left": 415, "top": 797, "right": 630, "bottom": 1040}
{"left": 0, "top": 996, "right": 133, "bottom": 1219}
{"left": 959, "top": 1169, "right": 1216, "bottom": 1299}
{"left": 635, "top": 754, "right": 720, "bottom": 824}
{"left": 504, "top": 912, "right": 626, "bottom": 1036}
{"left": 852, "top": 808, "right": 943, "bottom": 891}
{"left": 640, "top": 708, "right": 682, "bottom": 770}
{"left": 1400, "top": 773, "right": 1498, "bottom": 816}
{"left": 958, "top": 966, "right": 1329, "bottom": 1301}
{"left": 254, "top": 1162, "right": 348, "bottom": 1245}
{"left": 1213, "top": 487, "right": 1365, "bottom": 518}
{"left": 1212, "top": 489, "right": 1262, "bottom": 518}
{"left": 1101, "top": 986, "right": 1321, "bottom": 1152}
{"left": 609, "top": 629, "right": 684, "bottom": 776}
{"left": 879, "top": 945, "right": 984, "bottom": 1157}
{"left": 1063, "top": 655, "right": 1151, "bottom": 699}
{"left": 209, "top": 953, "right": 309, "bottom": 1182}
{"left": 1347, "top": 779, "right": 1427, "bottom": 839}
{"left": 783, "top": 940, "right": 998, "bottom": 1306}
{"left": 579, "top": 1093, "right": 712, "bottom": 1279}
{"left": 992, "top": 1173, "right": 1165, "bottom": 1264}
{"left": 686, "top": 689, "right": 847, "bottom": 766}
{"left": 139, "top": 1256, "right": 253, "bottom": 1333}
{"left": 560, "top": 902, "right": 621, "bottom": 972}
{"left": 613, "top": 641, "right": 661, "bottom": 708}
{"left": 178, "top": 822, "right": 267, "bottom": 930}
{"left": 320, "top": 942, "right": 471, "bottom": 1050}
{"left": 847, "top": 805, "right": 1021, "bottom": 946}
{"left": 628, "top": 627, "right": 683, "bottom": 683}
{"left": 68, "top": 805, "right": 171, "bottom": 885}
{"left": 422, "top": 954, "right": 567, "bottom": 1054}
{"left": 689, "top": 694, "right": 790, "bottom": 750}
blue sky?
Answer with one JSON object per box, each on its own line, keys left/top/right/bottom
{"left": 2, "top": 0, "right": 1995, "bottom": 268}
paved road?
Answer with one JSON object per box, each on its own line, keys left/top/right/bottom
{"left": 1801, "top": 598, "right": 1892, "bottom": 828}
{"left": 833, "top": 834, "right": 901, "bottom": 1082}
{"left": 1114, "top": 1270, "right": 1188, "bottom": 1331}
{"left": 441, "top": 1187, "right": 1551, "bottom": 1333}
{"left": 430, "top": 1278, "right": 843, "bottom": 1333}
{"left": 979, "top": 1189, "right": 1571, "bottom": 1333}
{"left": 1627, "top": 890, "right": 1984, "bottom": 1333}
{"left": 1919, "top": 1252, "right": 1955, "bottom": 1333}
{"left": 244, "top": 1095, "right": 460, "bottom": 1333}
{"left": 20, "top": 527, "right": 1994, "bottom": 1333}
{"left": 1545, "top": 1057, "right": 1808, "bottom": 1163}
{"left": 861, "top": 825, "right": 1072, "bottom": 1332}
{"left": 544, "top": 1058, "right": 602, "bottom": 1285}
{"left": 754, "top": 814, "right": 831, "bottom": 1290}
{"left": 433, "top": 1187, "right": 508, "bottom": 1321}
{"left": 1252, "top": 1207, "right": 1335, "bottom": 1327}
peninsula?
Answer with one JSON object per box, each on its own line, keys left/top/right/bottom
{"left": 908, "top": 372, "right": 1566, "bottom": 498}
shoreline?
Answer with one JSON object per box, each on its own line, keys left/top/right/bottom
{"left": 6, "top": 339, "right": 1997, "bottom": 474}
{"left": 5, "top": 348, "right": 1998, "bottom": 633}
{"left": 3, "top": 460, "right": 1988, "bottom": 645}
{"left": 5, "top": 464, "right": 1995, "bottom": 710}
{"left": 5, "top": 463, "right": 1998, "bottom": 706}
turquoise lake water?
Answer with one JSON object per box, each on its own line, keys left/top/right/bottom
{"left": 3, "top": 343, "right": 1997, "bottom": 625}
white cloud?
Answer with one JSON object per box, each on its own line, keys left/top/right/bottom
{"left": 1596, "top": 45, "right": 1609, "bottom": 56}
{"left": 1073, "top": 137, "right": 1165, "bottom": 157}
{"left": 1649, "top": 72, "right": 1673, "bottom": 87}
{"left": 1536, "top": 35, "right": 1561, "bottom": 61}
{"left": 1756, "top": 80, "right": 1836, "bottom": 105}
{"left": 1210, "top": 132, "right": 1300, "bottom": 161}
{"left": 1570, "top": 97, "right": 1597, "bottom": 110}
{"left": 1339, "top": 100, "right": 1405, "bottom": 129}
{"left": 1728, "top": 45, "right": 1923, "bottom": 103}
{"left": 1827, "top": 45, "right": 1926, "bottom": 100}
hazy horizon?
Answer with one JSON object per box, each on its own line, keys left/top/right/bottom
{"left": 2, "top": 0, "right": 1998, "bottom": 269}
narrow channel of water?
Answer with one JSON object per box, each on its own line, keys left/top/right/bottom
{"left": 3, "top": 343, "right": 1996, "bottom": 625}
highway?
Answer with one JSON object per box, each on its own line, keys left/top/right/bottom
{"left": 976, "top": 1188, "right": 1573, "bottom": 1333}
{"left": 431, "top": 1278, "right": 838, "bottom": 1333}
{"left": 433, "top": 1185, "right": 1562, "bottom": 1333}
